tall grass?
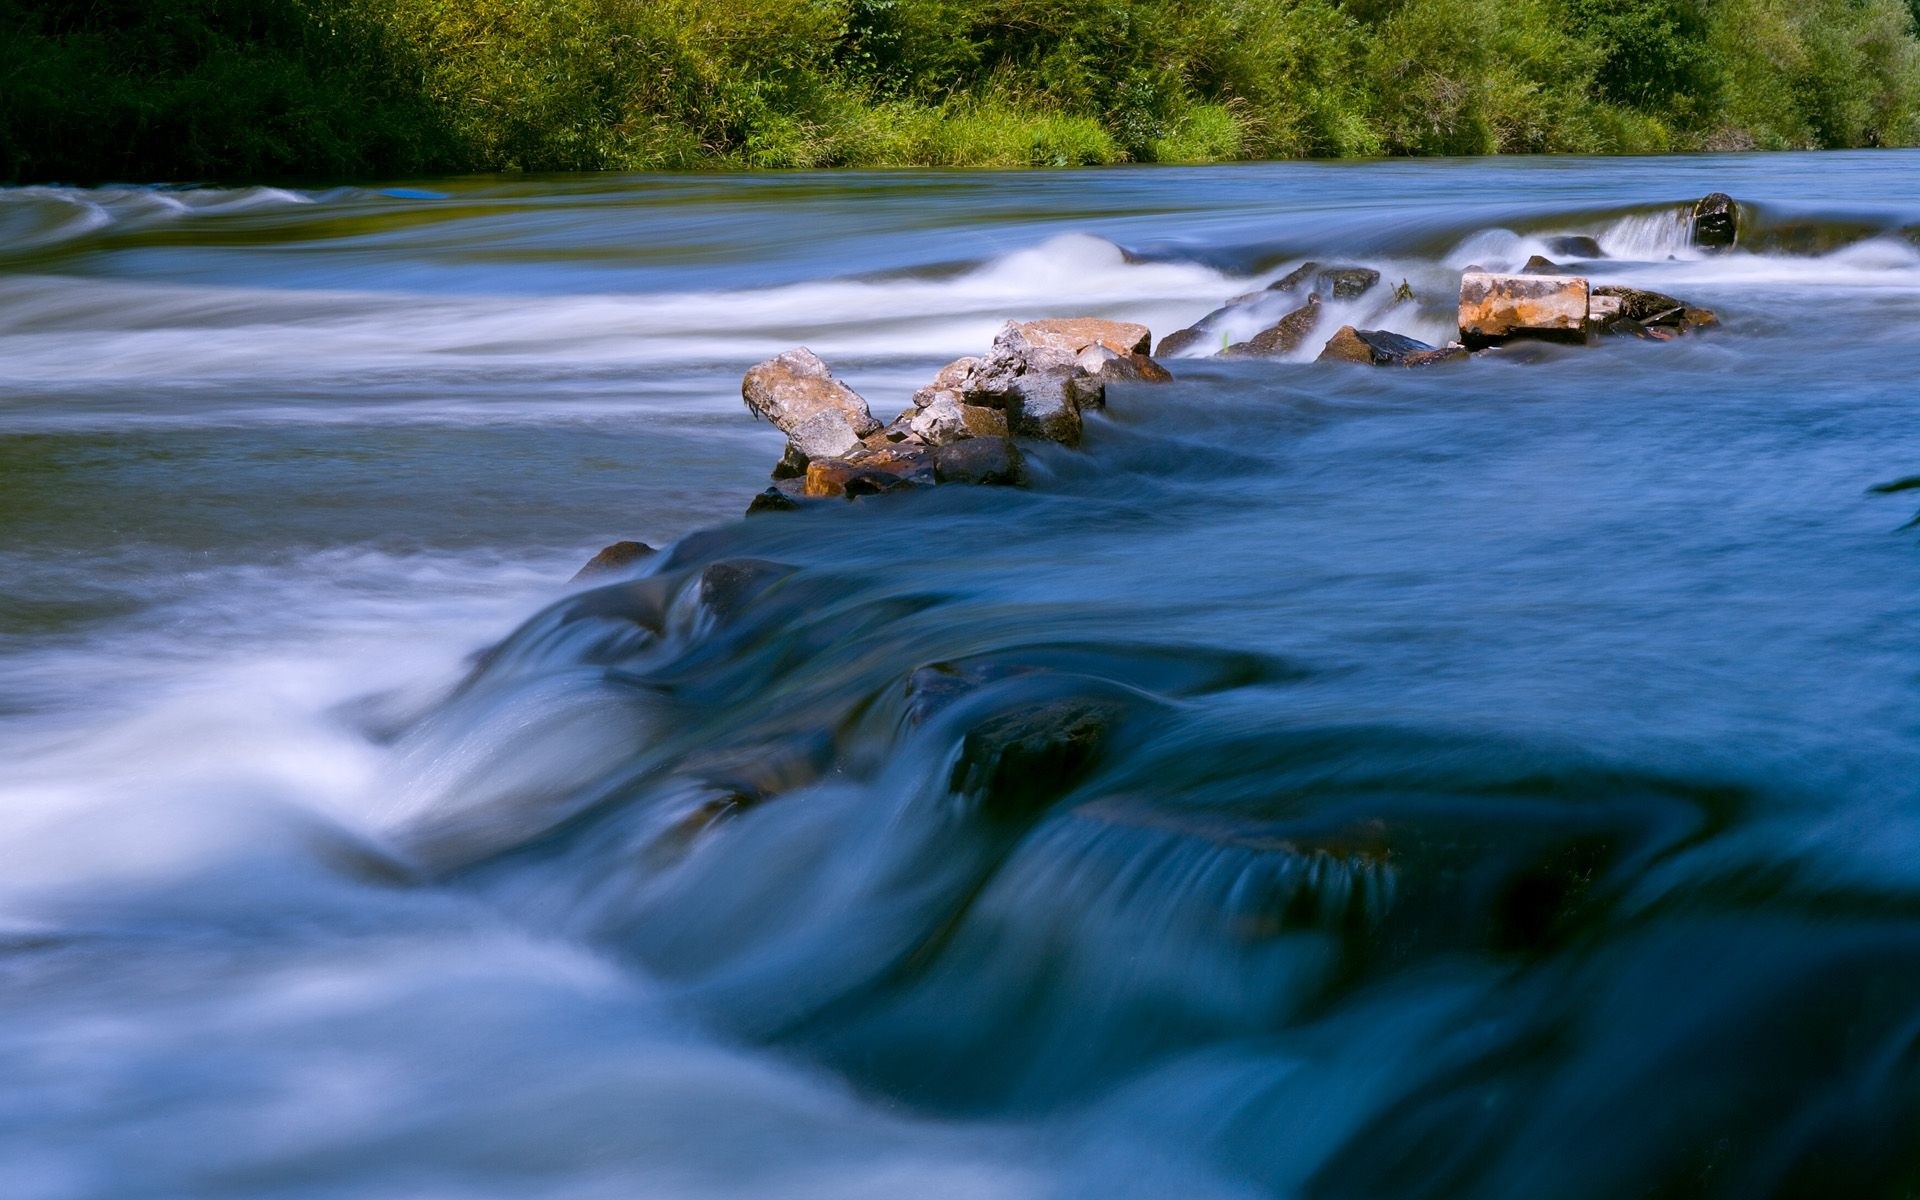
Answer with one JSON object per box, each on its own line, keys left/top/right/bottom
{"left": 5, "top": 0, "right": 1919, "bottom": 182}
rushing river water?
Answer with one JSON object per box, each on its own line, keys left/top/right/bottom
{"left": 6, "top": 152, "right": 1920, "bottom": 1198}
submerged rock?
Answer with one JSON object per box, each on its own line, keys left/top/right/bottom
{"left": 1458, "top": 272, "right": 1591, "bottom": 348}
{"left": 1691, "top": 192, "right": 1739, "bottom": 251}
{"left": 571, "top": 540, "right": 657, "bottom": 582}
{"left": 1223, "top": 297, "right": 1322, "bottom": 358}
{"left": 949, "top": 697, "right": 1124, "bottom": 815}
{"left": 1545, "top": 234, "right": 1604, "bottom": 259}
{"left": 1267, "top": 262, "right": 1321, "bottom": 293}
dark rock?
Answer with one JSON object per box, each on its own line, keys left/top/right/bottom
{"left": 746, "top": 480, "right": 809, "bottom": 515}
{"left": 934, "top": 437, "right": 1025, "bottom": 486}
{"left": 1318, "top": 266, "right": 1381, "bottom": 299}
{"left": 1268, "top": 262, "right": 1321, "bottom": 293}
{"left": 1691, "top": 193, "right": 1739, "bottom": 251}
{"left": 1545, "top": 235, "right": 1604, "bottom": 259}
{"left": 1590, "top": 284, "right": 1688, "bottom": 323}
{"left": 1223, "top": 296, "right": 1322, "bottom": 357}
{"left": 1521, "top": 255, "right": 1565, "bottom": 275}
{"left": 1155, "top": 324, "right": 1217, "bottom": 358}
{"left": 697, "top": 559, "right": 795, "bottom": 623}
{"left": 1589, "top": 285, "right": 1716, "bottom": 335}
{"left": 948, "top": 698, "right": 1123, "bottom": 815}
{"left": 1317, "top": 325, "right": 1447, "bottom": 366}
{"left": 571, "top": 540, "right": 656, "bottom": 582}
{"left": 771, "top": 442, "right": 809, "bottom": 480}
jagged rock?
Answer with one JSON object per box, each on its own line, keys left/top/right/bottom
{"left": 933, "top": 436, "right": 1025, "bottom": 486}
{"left": 908, "top": 392, "right": 1009, "bottom": 446}
{"left": 1458, "top": 272, "right": 1591, "bottom": 348}
{"left": 1318, "top": 325, "right": 1463, "bottom": 366}
{"left": 1692, "top": 193, "right": 1739, "bottom": 251}
{"left": 1522, "top": 255, "right": 1565, "bottom": 275}
{"left": 571, "top": 540, "right": 656, "bottom": 582}
{"left": 909, "top": 357, "right": 984, "bottom": 409}
{"left": 787, "top": 407, "right": 866, "bottom": 461}
{"left": 1007, "top": 372, "right": 1088, "bottom": 444}
{"left": 1545, "top": 234, "right": 1605, "bottom": 258}
{"left": 742, "top": 348, "right": 880, "bottom": 440}
{"left": 1319, "top": 266, "right": 1381, "bottom": 299}
{"left": 1223, "top": 296, "right": 1321, "bottom": 358}
{"left": 1268, "top": 262, "right": 1320, "bottom": 292}
{"left": 1589, "top": 285, "right": 1685, "bottom": 324}
{"left": 1075, "top": 344, "right": 1174, "bottom": 383}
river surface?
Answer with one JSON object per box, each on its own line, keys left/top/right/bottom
{"left": 5, "top": 153, "right": 1920, "bottom": 1199}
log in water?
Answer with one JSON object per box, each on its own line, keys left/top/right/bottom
{"left": 5, "top": 153, "right": 1920, "bottom": 1198}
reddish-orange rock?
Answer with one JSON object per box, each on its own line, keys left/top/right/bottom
{"left": 1011, "top": 317, "right": 1152, "bottom": 357}
{"left": 1458, "top": 272, "right": 1591, "bottom": 348}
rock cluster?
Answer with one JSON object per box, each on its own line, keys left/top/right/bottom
{"left": 740, "top": 317, "right": 1171, "bottom": 513}
{"left": 1460, "top": 272, "right": 1717, "bottom": 348}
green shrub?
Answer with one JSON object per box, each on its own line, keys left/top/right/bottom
{"left": 3, "top": 0, "right": 1919, "bottom": 180}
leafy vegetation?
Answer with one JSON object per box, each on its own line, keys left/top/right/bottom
{"left": 5, "top": 0, "right": 1920, "bottom": 181}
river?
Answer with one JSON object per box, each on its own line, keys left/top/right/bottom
{"left": 5, "top": 153, "right": 1920, "bottom": 1199}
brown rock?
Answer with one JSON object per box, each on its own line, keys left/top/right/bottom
{"left": 742, "top": 348, "right": 880, "bottom": 439}
{"left": 1223, "top": 296, "right": 1321, "bottom": 358}
{"left": 1009, "top": 317, "right": 1151, "bottom": 357}
{"left": 1521, "top": 255, "right": 1565, "bottom": 275}
{"left": 1317, "top": 325, "right": 1455, "bottom": 366}
{"left": 571, "top": 540, "right": 656, "bottom": 582}
{"left": 802, "top": 445, "right": 935, "bottom": 498}
{"left": 1458, "top": 272, "right": 1591, "bottom": 348}
{"left": 1075, "top": 344, "right": 1174, "bottom": 383}
{"left": 1545, "top": 235, "right": 1604, "bottom": 259}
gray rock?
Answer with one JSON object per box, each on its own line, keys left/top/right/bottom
{"left": 1545, "top": 234, "right": 1604, "bottom": 258}
{"left": 742, "top": 348, "right": 880, "bottom": 438}
{"left": 1318, "top": 266, "right": 1381, "bottom": 299}
{"left": 1008, "top": 372, "right": 1085, "bottom": 444}
{"left": 786, "top": 407, "right": 865, "bottom": 461}
{"left": 933, "top": 437, "right": 1025, "bottom": 486}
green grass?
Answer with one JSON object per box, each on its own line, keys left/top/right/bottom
{"left": 5, "top": 0, "right": 1920, "bottom": 182}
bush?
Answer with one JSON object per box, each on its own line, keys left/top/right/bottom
{"left": 3, "top": 0, "right": 1919, "bottom": 181}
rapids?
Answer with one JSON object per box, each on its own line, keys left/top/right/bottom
{"left": 6, "top": 153, "right": 1920, "bottom": 1199}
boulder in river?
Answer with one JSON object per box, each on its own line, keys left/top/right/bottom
{"left": 1222, "top": 296, "right": 1322, "bottom": 358}
{"left": 1458, "top": 272, "right": 1591, "bottom": 348}
{"left": 743, "top": 348, "right": 881, "bottom": 441}
{"left": 1319, "top": 266, "right": 1381, "bottom": 299}
{"left": 1691, "top": 193, "right": 1739, "bottom": 251}
{"left": 1521, "top": 255, "right": 1566, "bottom": 276}
{"left": 1318, "top": 325, "right": 1466, "bottom": 367}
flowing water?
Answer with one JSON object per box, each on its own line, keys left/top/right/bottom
{"left": 6, "top": 152, "right": 1920, "bottom": 1199}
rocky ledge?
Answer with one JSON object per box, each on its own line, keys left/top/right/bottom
{"left": 740, "top": 317, "right": 1173, "bottom": 513}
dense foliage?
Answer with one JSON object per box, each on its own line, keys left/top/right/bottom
{"left": 5, "top": 0, "right": 1920, "bottom": 181}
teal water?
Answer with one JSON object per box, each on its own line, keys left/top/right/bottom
{"left": 5, "top": 154, "right": 1920, "bottom": 1199}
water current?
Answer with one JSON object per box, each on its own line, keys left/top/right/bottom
{"left": 6, "top": 153, "right": 1920, "bottom": 1198}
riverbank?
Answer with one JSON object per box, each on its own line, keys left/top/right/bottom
{"left": 7, "top": 0, "right": 1920, "bottom": 183}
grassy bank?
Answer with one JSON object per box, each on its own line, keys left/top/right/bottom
{"left": 6, "top": 0, "right": 1920, "bottom": 182}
